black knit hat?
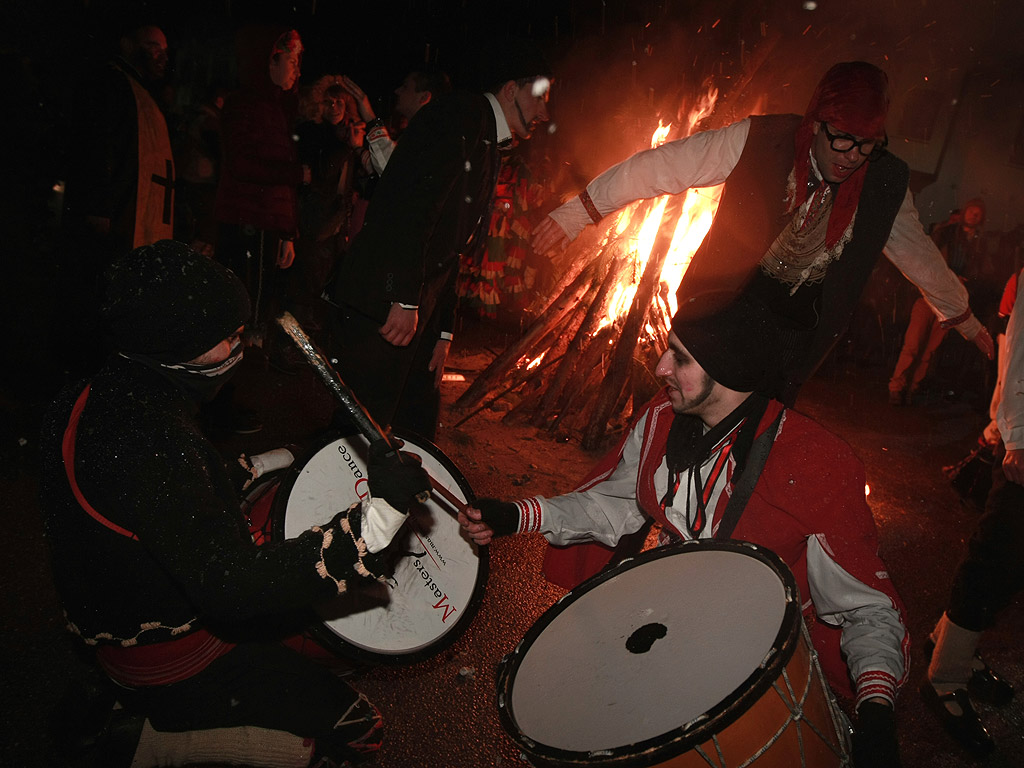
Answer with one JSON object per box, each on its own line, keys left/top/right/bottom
{"left": 670, "top": 292, "right": 780, "bottom": 393}
{"left": 101, "top": 240, "right": 251, "bottom": 362}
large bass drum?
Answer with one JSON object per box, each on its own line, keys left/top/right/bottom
{"left": 496, "top": 540, "right": 850, "bottom": 767}
{"left": 243, "top": 431, "right": 487, "bottom": 664}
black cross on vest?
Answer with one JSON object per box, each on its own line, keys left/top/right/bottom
{"left": 151, "top": 160, "right": 174, "bottom": 225}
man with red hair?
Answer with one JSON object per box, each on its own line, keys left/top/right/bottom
{"left": 533, "top": 61, "right": 993, "bottom": 405}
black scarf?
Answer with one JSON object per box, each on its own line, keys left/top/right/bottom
{"left": 662, "top": 393, "right": 769, "bottom": 536}
{"left": 121, "top": 345, "right": 244, "bottom": 405}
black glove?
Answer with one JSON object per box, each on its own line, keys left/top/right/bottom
{"left": 852, "top": 700, "right": 900, "bottom": 768}
{"left": 475, "top": 498, "right": 520, "bottom": 537}
{"left": 366, "top": 438, "right": 430, "bottom": 513}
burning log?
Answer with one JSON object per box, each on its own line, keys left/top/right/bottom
{"left": 454, "top": 260, "right": 598, "bottom": 409}
{"left": 581, "top": 195, "right": 684, "bottom": 448}
{"left": 532, "top": 253, "right": 628, "bottom": 423}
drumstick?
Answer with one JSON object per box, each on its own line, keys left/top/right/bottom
{"left": 428, "top": 475, "right": 469, "bottom": 515}
{"left": 276, "top": 312, "right": 463, "bottom": 512}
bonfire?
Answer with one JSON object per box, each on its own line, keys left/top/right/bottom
{"left": 455, "top": 89, "right": 726, "bottom": 449}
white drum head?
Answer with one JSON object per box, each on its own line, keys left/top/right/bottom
{"left": 504, "top": 544, "right": 793, "bottom": 753}
{"left": 280, "top": 432, "right": 485, "bottom": 661}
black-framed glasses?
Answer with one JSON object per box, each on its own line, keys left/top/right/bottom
{"left": 820, "top": 122, "right": 887, "bottom": 160}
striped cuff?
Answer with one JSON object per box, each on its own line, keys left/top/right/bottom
{"left": 855, "top": 670, "right": 898, "bottom": 708}
{"left": 578, "top": 189, "right": 603, "bottom": 225}
{"left": 514, "top": 498, "right": 543, "bottom": 533}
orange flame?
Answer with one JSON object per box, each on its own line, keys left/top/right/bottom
{"left": 651, "top": 119, "right": 672, "bottom": 148}
{"left": 596, "top": 88, "right": 723, "bottom": 332}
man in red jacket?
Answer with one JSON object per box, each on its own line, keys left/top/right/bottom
{"left": 460, "top": 293, "right": 909, "bottom": 768}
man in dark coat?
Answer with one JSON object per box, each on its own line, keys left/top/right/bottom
{"left": 329, "top": 41, "right": 553, "bottom": 441}
{"left": 40, "top": 240, "right": 428, "bottom": 767}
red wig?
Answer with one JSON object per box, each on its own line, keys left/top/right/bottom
{"left": 792, "top": 62, "right": 890, "bottom": 248}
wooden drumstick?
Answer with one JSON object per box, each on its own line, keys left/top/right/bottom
{"left": 276, "top": 312, "right": 463, "bottom": 512}
{"left": 428, "top": 475, "right": 469, "bottom": 516}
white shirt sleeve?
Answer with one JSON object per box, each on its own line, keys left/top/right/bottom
{"left": 806, "top": 534, "right": 908, "bottom": 706}
{"left": 549, "top": 119, "right": 751, "bottom": 241}
{"left": 884, "top": 189, "right": 980, "bottom": 338}
{"left": 534, "top": 414, "right": 651, "bottom": 546}
{"left": 997, "top": 275, "right": 1024, "bottom": 449}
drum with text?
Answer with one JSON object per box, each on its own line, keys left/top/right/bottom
{"left": 244, "top": 431, "right": 487, "bottom": 664}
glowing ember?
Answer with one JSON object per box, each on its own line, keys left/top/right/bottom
{"left": 526, "top": 353, "right": 545, "bottom": 371}
{"left": 596, "top": 88, "right": 723, "bottom": 333}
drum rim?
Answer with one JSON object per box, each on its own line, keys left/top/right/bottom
{"left": 273, "top": 427, "right": 490, "bottom": 665}
{"left": 496, "top": 539, "right": 802, "bottom": 767}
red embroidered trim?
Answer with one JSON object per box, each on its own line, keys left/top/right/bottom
{"left": 62, "top": 386, "right": 139, "bottom": 540}
{"left": 855, "top": 670, "right": 898, "bottom": 706}
{"left": 96, "top": 628, "right": 235, "bottom": 687}
{"left": 516, "top": 498, "right": 543, "bottom": 533}
{"left": 579, "top": 190, "right": 603, "bottom": 225}
{"left": 939, "top": 309, "right": 972, "bottom": 330}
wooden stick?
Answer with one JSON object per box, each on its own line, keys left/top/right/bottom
{"left": 429, "top": 476, "right": 469, "bottom": 515}
{"left": 454, "top": 262, "right": 595, "bottom": 410}
{"left": 583, "top": 196, "right": 684, "bottom": 449}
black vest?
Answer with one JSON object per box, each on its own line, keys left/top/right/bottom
{"left": 678, "top": 114, "right": 909, "bottom": 403}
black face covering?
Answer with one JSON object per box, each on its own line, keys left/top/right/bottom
{"left": 124, "top": 343, "right": 244, "bottom": 404}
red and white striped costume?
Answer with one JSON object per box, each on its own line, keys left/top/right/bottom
{"left": 514, "top": 390, "right": 909, "bottom": 706}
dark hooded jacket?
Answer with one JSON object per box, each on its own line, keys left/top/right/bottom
{"left": 213, "top": 25, "right": 303, "bottom": 236}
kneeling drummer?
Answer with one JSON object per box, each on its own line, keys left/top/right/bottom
{"left": 41, "top": 240, "right": 429, "bottom": 767}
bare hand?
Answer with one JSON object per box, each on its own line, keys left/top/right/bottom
{"left": 531, "top": 216, "right": 570, "bottom": 255}
{"left": 972, "top": 326, "right": 995, "bottom": 360}
{"left": 379, "top": 304, "right": 417, "bottom": 346}
{"left": 190, "top": 239, "right": 215, "bottom": 258}
{"left": 1003, "top": 448, "right": 1024, "bottom": 486}
{"left": 277, "top": 240, "right": 296, "bottom": 269}
{"left": 429, "top": 339, "right": 451, "bottom": 388}
{"left": 458, "top": 506, "right": 495, "bottom": 546}
{"left": 341, "top": 75, "right": 376, "bottom": 122}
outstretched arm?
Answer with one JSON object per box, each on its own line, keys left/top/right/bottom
{"left": 535, "top": 118, "right": 749, "bottom": 251}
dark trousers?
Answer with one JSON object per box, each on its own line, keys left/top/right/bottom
{"left": 948, "top": 439, "right": 1024, "bottom": 631}
{"left": 216, "top": 224, "right": 284, "bottom": 334}
{"left": 327, "top": 305, "right": 441, "bottom": 441}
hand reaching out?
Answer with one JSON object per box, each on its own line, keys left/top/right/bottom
{"left": 531, "top": 216, "right": 570, "bottom": 256}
